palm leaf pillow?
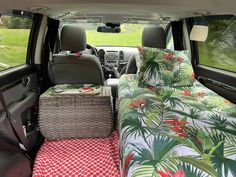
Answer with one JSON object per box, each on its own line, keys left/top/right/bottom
{"left": 138, "top": 47, "right": 195, "bottom": 87}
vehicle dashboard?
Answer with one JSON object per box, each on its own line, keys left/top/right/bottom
{"left": 97, "top": 47, "right": 137, "bottom": 67}
{"left": 96, "top": 47, "right": 137, "bottom": 78}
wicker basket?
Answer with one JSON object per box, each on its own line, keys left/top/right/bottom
{"left": 39, "top": 85, "right": 113, "bottom": 140}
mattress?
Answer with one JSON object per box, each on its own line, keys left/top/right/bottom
{"left": 118, "top": 74, "right": 236, "bottom": 177}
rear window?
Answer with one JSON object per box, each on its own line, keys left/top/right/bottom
{"left": 196, "top": 16, "right": 236, "bottom": 72}
{"left": 0, "top": 12, "right": 32, "bottom": 70}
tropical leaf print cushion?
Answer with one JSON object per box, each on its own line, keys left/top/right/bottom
{"left": 118, "top": 78, "right": 236, "bottom": 177}
{"left": 138, "top": 47, "right": 195, "bottom": 87}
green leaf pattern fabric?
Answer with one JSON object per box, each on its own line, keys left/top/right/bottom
{"left": 118, "top": 74, "right": 236, "bottom": 177}
{"left": 43, "top": 84, "right": 101, "bottom": 96}
{"left": 138, "top": 47, "right": 195, "bottom": 87}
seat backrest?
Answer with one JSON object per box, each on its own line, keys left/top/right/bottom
{"left": 49, "top": 54, "right": 104, "bottom": 85}
{"left": 48, "top": 25, "right": 104, "bottom": 85}
{"left": 126, "top": 26, "right": 166, "bottom": 74}
{"left": 142, "top": 26, "right": 166, "bottom": 49}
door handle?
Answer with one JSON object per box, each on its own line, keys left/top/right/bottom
{"left": 22, "top": 76, "right": 31, "bottom": 87}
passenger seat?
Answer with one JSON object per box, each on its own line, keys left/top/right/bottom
{"left": 126, "top": 26, "right": 166, "bottom": 74}
{"left": 48, "top": 25, "right": 104, "bottom": 85}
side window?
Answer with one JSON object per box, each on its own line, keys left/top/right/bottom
{"left": 166, "top": 26, "right": 174, "bottom": 50}
{"left": 0, "top": 13, "right": 32, "bottom": 71}
{"left": 196, "top": 17, "right": 236, "bottom": 72}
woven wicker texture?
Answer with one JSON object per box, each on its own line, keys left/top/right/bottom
{"left": 39, "top": 86, "right": 113, "bottom": 140}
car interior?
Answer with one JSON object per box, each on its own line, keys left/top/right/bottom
{"left": 0, "top": 0, "right": 236, "bottom": 177}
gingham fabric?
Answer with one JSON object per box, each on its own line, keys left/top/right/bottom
{"left": 33, "top": 131, "right": 119, "bottom": 177}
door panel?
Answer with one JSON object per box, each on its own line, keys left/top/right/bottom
{"left": 195, "top": 64, "right": 236, "bottom": 103}
{"left": 0, "top": 65, "right": 36, "bottom": 88}
{"left": 0, "top": 65, "right": 41, "bottom": 152}
{"left": 0, "top": 10, "right": 43, "bottom": 177}
{"left": 0, "top": 151, "right": 31, "bottom": 177}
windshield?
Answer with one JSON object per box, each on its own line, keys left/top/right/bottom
{"left": 62, "top": 23, "right": 160, "bottom": 47}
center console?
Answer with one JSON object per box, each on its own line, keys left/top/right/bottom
{"left": 104, "top": 51, "right": 119, "bottom": 67}
{"left": 100, "top": 50, "right": 124, "bottom": 79}
{"left": 97, "top": 47, "right": 128, "bottom": 79}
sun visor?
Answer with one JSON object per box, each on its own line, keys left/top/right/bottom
{"left": 190, "top": 25, "right": 209, "bottom": 42}
{"left": 190, "top": 18, "right": 209, "bottom": 42}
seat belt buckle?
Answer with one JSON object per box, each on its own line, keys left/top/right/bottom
{"left": 19, "top": 143, "right": 27, "bottom": 151}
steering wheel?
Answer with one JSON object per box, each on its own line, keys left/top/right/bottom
{"left": 86, "top": 44, "right": 98, "bottom": 57}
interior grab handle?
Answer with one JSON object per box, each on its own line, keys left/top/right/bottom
{"left": 198, "top": 76, "right": 236, "bottom": 93}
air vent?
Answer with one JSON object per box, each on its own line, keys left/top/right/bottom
{"left": 119, "top": 51, "right": 124, "bottom": 60}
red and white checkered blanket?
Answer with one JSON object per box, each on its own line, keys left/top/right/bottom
{"left": 33, "top": 131, "right": 119, "bottom": 177}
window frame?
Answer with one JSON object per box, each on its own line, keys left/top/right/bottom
{"left": 190, "top": 15, "right": 236, "bottom": 73}
{"left": 186, "top": 15, "right": 236, "bottom": 92}
{"left": 0, "top": 10, "right": 34, "bottom": 71}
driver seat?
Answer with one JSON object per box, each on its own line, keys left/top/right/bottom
{"left": 48, "top": 25, "right": 104, "bottom": 85}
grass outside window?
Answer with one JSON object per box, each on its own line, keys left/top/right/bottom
{"left": 0, "top": 15, "right": 32, "bottom": 71}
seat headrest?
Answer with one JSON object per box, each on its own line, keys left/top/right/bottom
{"left": 142, "top": 26, "right": 166, "bottom": 49}
{"left": 60, "top": 25, "right": 86, "bottom": 52}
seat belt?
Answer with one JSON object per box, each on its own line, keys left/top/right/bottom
{"left": 0, "top": 90, "right": 27, "bottom": 152}
{"left": 41, "top": 18, "right": 60, "bottom": 90}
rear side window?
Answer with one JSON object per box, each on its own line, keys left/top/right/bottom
{"left": 196, "top": 16, "right": 236, "bottom": 72}
{"left": 0, "top": 12, "right": 32, "bottom": 70}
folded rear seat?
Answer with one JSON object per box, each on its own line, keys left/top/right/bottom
{"left": 118, "top": 47, "right": 236, "bottom": 177}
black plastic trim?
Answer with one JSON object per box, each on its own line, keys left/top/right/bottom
{"left": 0, "top": 65, "right": 36, "bottom": 88}
{"left": 198, "top": 76, "right": 236, "bottom": 92}
{"left": 171, "top": 21, "right": 184, "bottom": 50}
{"left": 195, "top": 65, "right": 236, "bottom": 88}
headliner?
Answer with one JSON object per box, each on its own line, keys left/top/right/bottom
{"left": 0, "top": 0, "right": 235, "bottom": 21}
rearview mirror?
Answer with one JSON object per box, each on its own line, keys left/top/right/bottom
{"left": 97, "top": 23, "right": 121, "bottom": 33}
